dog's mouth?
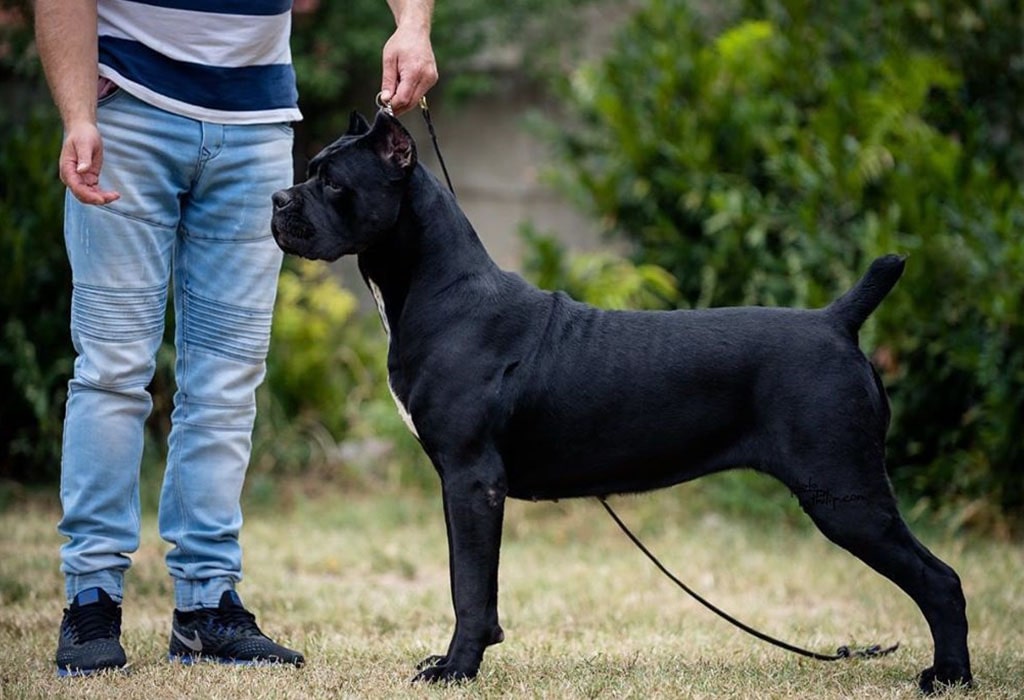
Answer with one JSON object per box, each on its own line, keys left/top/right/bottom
{"left": 271, "top": 213, "right": 317, "bottom": 249}
{"left": 270, "top": 216, "right": 351, "bottom": 262}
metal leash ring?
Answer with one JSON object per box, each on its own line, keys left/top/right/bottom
{"left": 375, "top": 91, "right": 431, "bottom": 116}
{"left": 375, "top": 91, "right": 394, "bottom": 116}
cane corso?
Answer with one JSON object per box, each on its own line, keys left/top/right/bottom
{"left": 270, "top": 111, "right": 972, "bottom": 692}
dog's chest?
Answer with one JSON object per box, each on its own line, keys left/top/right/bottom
{"left": 367, "top": 279, "right": 419, "bottom": 438}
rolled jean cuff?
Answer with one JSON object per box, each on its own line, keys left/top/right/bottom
{"left": 66, "top": 571, "right": 124, "bottom": 605}
{"left": 175, "top": 576, "right": 238, "bottom": 611}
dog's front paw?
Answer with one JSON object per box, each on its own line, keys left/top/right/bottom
{"left": 415, "top": 654, "right": 446, "bottom": 670}
{"left": 918, "top": 665, "right": 974, "bottom": 695}
{"left": 411, "top": 661, "right": 476, "bottom": 684}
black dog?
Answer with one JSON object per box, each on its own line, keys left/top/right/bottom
{"left": 271, "top": 112, "right": 972, "bottom": 692}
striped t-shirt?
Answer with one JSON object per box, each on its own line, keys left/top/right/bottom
{"left": 97, "top": 0, "right": 302, "bottom": 125}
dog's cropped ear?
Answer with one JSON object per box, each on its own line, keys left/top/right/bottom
{"left": 366, "top": 112, "right": 417, "bottom": 175}
{"left": 347, "top": 111, "right": 371, "bottom": 136}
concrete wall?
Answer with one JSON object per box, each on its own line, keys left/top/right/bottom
{"left": 406, "top": 86, "right": 602, "bottom": 271}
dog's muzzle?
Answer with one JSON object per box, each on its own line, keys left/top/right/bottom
{"left": 270, "top": 189, "right": 317, "bottom": 249}
{"left": 272, "top": 189, "right": 295, "bottom": 211}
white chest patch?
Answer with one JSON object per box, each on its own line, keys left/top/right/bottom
{"left": 368, "top": 279, "right": 419, "bottom": 438}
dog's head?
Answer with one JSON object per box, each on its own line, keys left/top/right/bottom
{"left": 271, "top": 111, "right": 417, "bottom": 261}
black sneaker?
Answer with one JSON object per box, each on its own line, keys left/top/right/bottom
{"left": 168, "top": 590, "right": 304, "bottom": 666}
{"left": 55, "top": 587, "right": 128, "bottom": 677}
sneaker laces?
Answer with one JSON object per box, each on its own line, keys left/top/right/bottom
{"left": 66, "top": 603, "right": 120, "bottom": 644}
{"left": 209, "top": 605, "right": 263, "bottom": 638}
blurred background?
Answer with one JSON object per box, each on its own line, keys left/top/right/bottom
{"left": 1, "top": 0, "right": 1021, "bottom": 536}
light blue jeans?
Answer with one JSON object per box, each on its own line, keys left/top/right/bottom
{"left": 58, "top": 89, "right": 293, "bottom": 611}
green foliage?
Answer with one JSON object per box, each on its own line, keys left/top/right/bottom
{"left": 0, "top": 100, "right": 69, "bottom": 482}
{"left": 543, "top": 0, "right": 1024, "bottom": 524}
{"left": 0, "top": 3, "right": 36, "bottom": 79}
{"left": 520, "top": 224, "right": 679, "bottom": 310}
{"left": 800, "top": 0, "right": 1024, "bottom": 183}
{"left": 268, "top": 259, "right": 361, "bottom": 428}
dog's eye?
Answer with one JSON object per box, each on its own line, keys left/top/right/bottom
{"left": 319, "top": 169, "right": 345, "bottom": 194}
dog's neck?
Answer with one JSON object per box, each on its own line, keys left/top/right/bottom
{"left": 358, "top": 164, "right": 499, "bottom": 339}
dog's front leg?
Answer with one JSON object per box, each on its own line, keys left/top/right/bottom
{"left": 414, "top": 460, "right": 506, "bottom": 683}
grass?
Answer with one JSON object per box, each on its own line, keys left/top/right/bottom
{"left": 1, "top": 480, "right": 1021, "bottom": 699}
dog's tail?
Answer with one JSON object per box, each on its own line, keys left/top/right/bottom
{"left": 825, "top": 254, "right": 906, "bottom": 334}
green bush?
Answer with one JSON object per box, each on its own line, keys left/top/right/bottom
{"left": 519, "top": 223, "right": 679, "bottom": 310}
{"left": 0, "top": 101, "right": 69, "bottom": 483}
{"left": 542, "top": 0, "right": 1023, "bottom": 526}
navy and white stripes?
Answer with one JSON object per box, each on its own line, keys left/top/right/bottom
{"left": 97, "top": 0, "right": 302, "bottom": 124}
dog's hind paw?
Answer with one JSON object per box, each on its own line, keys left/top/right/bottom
{"left": 415, "top": 654, "right": 446, "bottom": 670}
{"left": 918, "top": 666, "right": 974, "bottom": 695}
{"left": 411, "top": 662, "right": 476, "bottom": 684}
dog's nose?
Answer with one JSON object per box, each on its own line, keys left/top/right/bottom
{"left": 272, "top": 189, "right": 293, "bottom": 210}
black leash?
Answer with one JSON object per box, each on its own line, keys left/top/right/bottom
{"left": 376, "top": 92, "right": 897, "bottom": 663}
{"left": 417, "top": 96, "right": 456, "bottom": 197}
{"left": 599, "top": 497, "right": 899, "bottom": 662}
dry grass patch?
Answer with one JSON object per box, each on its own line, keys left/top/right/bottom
{"left": 1, "top": 486, "right": 1021, "bottom": 699}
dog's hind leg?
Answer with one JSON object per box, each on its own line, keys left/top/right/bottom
{"left": 780, "top": 464, "right": 972, "bottom": 694}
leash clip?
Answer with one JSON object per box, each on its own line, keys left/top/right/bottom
{"left": 375, "top": 91, "right": 430, "bottom": 116}
{"left": 375, "top": 91, "right": 394, "bottom": 117}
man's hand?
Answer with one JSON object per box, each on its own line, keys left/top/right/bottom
{"left": 380, "top": 0, "right": 438, "bottom": 114}
{"left": 60, "top": 122, "right": 120, "bottom": 205}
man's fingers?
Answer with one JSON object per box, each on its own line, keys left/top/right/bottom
{"left": 389, "top": 78, "right": 417, "bottom": 113}
{"left": 392, "top": 80, "right": 426, "bottom": 114}
{"left": 61, "top": 127, "right": 121, "bottom": 204}
{"left": 389, "top": 64, "right": 437, "bottom": 114}
{"left": 60, "top": 146, "right": 119, "bottom": 204}
{"left": 66, "top": 173, "right": 120, "bottom": 205}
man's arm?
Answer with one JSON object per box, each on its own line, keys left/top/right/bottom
{"left": 380, "top": 0, "right": 438, "bottom": 114}
{"left": 35, "top": 0, "right": 119, "bottom": 204}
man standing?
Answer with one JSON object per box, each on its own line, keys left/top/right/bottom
{"left": 35, "top": 0, "right": 437, "bottom": 676}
